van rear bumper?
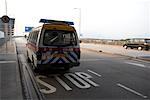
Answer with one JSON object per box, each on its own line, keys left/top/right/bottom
{"left": 36, "top": 62, "right": 80, "bottom": 69}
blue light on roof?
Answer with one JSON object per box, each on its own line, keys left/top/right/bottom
{"left": 39, "top": 19, "right": 74, "bottom": 25}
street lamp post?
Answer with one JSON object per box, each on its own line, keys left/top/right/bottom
{"left": 74, "top": 8, "right": 81, "bottom": 39}
{"left": 4, "top": 0, "right": 8, "bottom": 52}
{"left": 5, "top": 0, "right": 8, "bottom": 15}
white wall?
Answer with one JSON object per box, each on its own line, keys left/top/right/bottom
{"left": 0, "top": 31, "right": 4, "bottom": 38}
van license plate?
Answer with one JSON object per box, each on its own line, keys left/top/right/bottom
{"left": 53, "top": 54, "right": 65, "bottom": 57}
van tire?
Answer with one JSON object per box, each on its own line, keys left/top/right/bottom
{"left": 27, "top": 51, "right": 31, "bottom": 63}
{"left": 32, "top": 56, "right": 37, "bottom": 71}
{"left": 64, "top": 66, "right": 70, "bottom": 71}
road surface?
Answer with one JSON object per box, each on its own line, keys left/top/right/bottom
{"left": 15, "top": 37, "right": 150, "bottom": 100}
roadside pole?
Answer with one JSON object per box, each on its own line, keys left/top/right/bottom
{"left": 9, "top": 24, "right": 12, "bottom": 45}
{"left": 1, "top": 15, "right": 10, "bottom": 53}
{"left": 3, "top": 0, "right": 9, "bottom": 53}
{"left": 74, "top": 8, "right": 82, "bottom": 39}
{"left": 4, "top": 23, "right": 8, "bottom": 53}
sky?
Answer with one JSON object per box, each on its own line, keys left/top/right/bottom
{"left": 0, "top": 0, "right": 150, "bottom": 39}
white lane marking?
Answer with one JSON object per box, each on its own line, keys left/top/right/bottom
{"left": 87, "top": 69, "right": 102, "bottom": 77}
{"left": 0, "top": 61, "right": 16, "bottom": 63}
{"left": 55, "top": 76, "right": 72, "bottom": 91}
{"left": 117, "top": 83, "right": 148, "bottom": 99}
{"left": 64, "top": 73, "right": 91, "bottom": 89}
{"left": 124, "top": 62, "right": 146, "bottom": 68}
{"left": 75, "top": 72, "right": 99, "bottom": 87}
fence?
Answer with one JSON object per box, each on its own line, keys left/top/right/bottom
{"left": 81, "top": 39, "right": 127, "bottom": 46}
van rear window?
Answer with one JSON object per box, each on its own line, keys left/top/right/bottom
{"left": 43, "top": 30, "right": 77, "bottom": 46}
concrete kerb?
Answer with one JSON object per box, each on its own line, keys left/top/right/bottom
{"left": 13, "top": 41, "right": 24, "bottom": 99}
{"left": 14, "top": 40, "right": 45, "bottom": 100}
{"left": 13, "top": 41, "right": 17, "bottom": 54}
{"left": 135, "top": 57, "right": 150, "bottom": 62}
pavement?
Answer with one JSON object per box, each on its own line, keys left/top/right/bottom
{"left": 0, "top": 40, "right": 23, "bottom": 100}
{"left": 80, "top": 43, "right": 150, "bottom": 61}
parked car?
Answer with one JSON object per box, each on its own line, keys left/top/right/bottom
{"left": 123, "top": 38, "right": 150, "bottom": 50}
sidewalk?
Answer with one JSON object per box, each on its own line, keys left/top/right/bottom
{"left": 0, "top": 41, "right": 16, "bottom": 54}
{"left": 80, "top": 43, "right": 150, "bottom": 61}
{"left": 0, "top": 40, "right": 23, "bottom": 100}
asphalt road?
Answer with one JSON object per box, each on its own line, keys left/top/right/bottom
{"left": 15, "top": 37, "right": 150, "bottom": 100}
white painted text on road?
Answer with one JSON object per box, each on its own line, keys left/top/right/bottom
{"left": 36, "top": 72, "right": 99, "bottom": 94}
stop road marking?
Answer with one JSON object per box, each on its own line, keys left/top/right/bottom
{"left": 36, "top": 71, "right": 99, "bottom": 94}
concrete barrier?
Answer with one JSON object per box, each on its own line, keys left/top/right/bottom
{"left": 81, "top": 38, "right": 127, "bottom": 46}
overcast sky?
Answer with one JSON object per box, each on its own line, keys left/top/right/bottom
{"left": 0, "top": 0, "right": 150, "bottom": 39}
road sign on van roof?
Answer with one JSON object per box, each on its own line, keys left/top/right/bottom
{"left": 39, "top": 19, "right": 74, "bottom": 25}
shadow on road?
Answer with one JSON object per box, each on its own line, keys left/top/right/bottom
{"left": 33, "top": 66, "right": 70, "bottom": 76}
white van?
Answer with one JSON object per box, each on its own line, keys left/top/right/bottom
{"left": 26, "top": 19, "right": 80, "bottom": 70}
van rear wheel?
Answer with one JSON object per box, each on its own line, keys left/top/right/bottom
{"left": 64, "top": 66, "right": 71, "bottom": 71}
{"left": 32, "top": 56, "right": 39, "bottom": 72}
{"left": 27, "top": 51, "right": 31, "bottom": 62}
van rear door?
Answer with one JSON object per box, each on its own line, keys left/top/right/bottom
{"left": 38, "top": 30, "right": 80, "bottom": 66}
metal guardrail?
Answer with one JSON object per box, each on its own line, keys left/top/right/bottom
{"left": 81, "top": 39, "right": 126, "bottom": 45}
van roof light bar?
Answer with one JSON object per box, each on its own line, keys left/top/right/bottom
{"left": 39, "top": 19, "right": 74, "bottom": 25}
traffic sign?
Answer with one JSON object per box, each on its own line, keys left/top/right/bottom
{"left": 1, "top": 15, "right": 10, "bottom": 23}
{"left": 25, "top": 27, "right": 33, "bottom": 32}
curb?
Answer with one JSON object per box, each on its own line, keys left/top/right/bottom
{"left": 13, "top": 41, "right": 24, "bottom": 100}
{"left": 135, "top": 57, "right": 150, "bottom": 62}
{"left": 13, "top": 41, "right": 17, "bottom": 54}
{"left": 14, "top": 39, "right": 45, "bottom": 100}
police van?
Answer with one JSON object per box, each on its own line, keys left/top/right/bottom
{"left": 26, "top": 19, "right": 80, "bottom": 70}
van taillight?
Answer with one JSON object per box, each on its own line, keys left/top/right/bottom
{"left": 36, "top": 51, "right": 42, "bottom": 60}
{"left": 73, "top": 48, "right": 80, "bottom": 59}
{"left": 73, "top": 48, "right": 80, "bottom": 52}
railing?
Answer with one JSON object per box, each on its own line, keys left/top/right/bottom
{"left": 81, "top": 39, "right": 127, "bottom": 46}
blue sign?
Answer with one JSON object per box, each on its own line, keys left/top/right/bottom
{"left": 25, "top": 27, "right": 33, "bottom": 32}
